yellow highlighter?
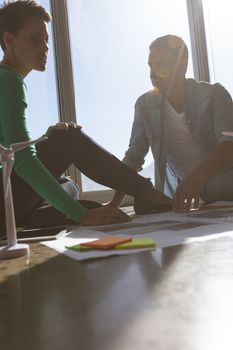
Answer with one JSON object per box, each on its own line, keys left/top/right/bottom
{"left": 115, "top": 237, "right": 156, "bottom": 250}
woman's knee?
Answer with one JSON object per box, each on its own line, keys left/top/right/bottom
{"left": 37, "top": 128, "right": 82, "bottom": 154}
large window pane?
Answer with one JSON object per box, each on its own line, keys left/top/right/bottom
{"left": 68, "top": 0, "right": 194, "bottom": 193}
{"left": 0, "top": 0, "right": 59, "bottom": 139}
{"left": 203, "top": 0, "right": 233, "bottom": 95}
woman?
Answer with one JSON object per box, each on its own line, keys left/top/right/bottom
{"left": 0, "top": 0, "right": 171, "bottom": 235}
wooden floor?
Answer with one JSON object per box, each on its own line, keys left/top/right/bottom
{"left": 1, "top": 218, "right": 233, "bottom": 350}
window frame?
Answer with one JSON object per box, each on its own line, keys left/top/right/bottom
{"left": 186, "top": 0, "right": 210, "bottom": 82}
{"left": 50, "top": 0, "right": 211, "bottom": 203}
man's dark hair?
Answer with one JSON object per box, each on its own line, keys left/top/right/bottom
{"left": 0, "top": 0, "right": 51, "bottom": 51}
{"left": 150, "top": 34, "right": 188, "bottom": 63}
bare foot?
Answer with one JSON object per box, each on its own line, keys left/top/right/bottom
{"left": 144, "top": 188, "right": 172, "bottom": 205}
{"left": 80, "top": 206, "right": 131, "bottom": 226}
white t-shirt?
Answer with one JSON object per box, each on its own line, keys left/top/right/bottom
{"left": 164, "top": 99, "right": 209, "bottom": 180}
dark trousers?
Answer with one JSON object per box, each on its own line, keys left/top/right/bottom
{"left": 0, "top": 129, "right": 152, "bottom": 234}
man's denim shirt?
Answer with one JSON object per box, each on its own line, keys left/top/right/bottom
{"left": 123, "top": 78, "right": 233, "bottom": 197}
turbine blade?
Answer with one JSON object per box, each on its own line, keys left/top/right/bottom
{"left": 3, "top": 158, "right": 14, "bottom": 197}
{"left": 222, "top": 131, "right": 233, "bottom": 137}
{"left": 0, "top": 144, "right": 7, "bottom": 153}
{"left": 11, "top": 136, "right": 47, "bottom": 152}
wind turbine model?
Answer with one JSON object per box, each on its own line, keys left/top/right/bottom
{"left": 0, "top": 136, "right": 46, "bottom": 260}
{"left": 222, "top": 132, "right": 233, "bottom": 137}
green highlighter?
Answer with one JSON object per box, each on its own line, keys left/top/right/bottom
{"left": 115, "top": 237, "right": 156, "bottom": 250}
{"left": 66, "top": 244, "right": 94, "bottom": 252}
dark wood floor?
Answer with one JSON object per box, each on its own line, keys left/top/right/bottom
{"left": 1, "top": 232, "right": 233, "bottom": 350}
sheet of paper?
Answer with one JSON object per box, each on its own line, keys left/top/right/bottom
{"left": 41, "top": 203, "right": 233, "bottom": 261}
{"left": 42, "top": 229, "right": 154, "bottom": 261}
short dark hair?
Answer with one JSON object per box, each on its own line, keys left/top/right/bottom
{"left": 150, "top": 34, "right": 188, "bottom": 63}
{"left": 0, "top": 0, "right": 51, "bottom": 51}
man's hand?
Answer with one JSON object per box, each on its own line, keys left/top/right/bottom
{"left": 80, "top": 205, "right": 131, "bottom": 226}
{"left": 173, "top": 173, "right": 205, "bottom": 212}
{"left": 173, "top": 142, "right": 233, "bottom": 212}
{"left": 45, "top": 122, "right": 81, "bottom": 137}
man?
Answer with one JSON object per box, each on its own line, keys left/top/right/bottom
{"left": 109, "top": 34, "right": 233, "bottom": 212}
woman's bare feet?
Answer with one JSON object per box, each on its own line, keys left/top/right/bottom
{"left": 144, "top": 188, "right": 172, "bottom": 205}
{"left": 134, "top": 188, "right": 173, "bottom": 215}
{"left": 80, "top": 205, "right": 131, "bottom": 226}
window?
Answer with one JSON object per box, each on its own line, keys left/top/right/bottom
{"left": 203, "top": 0, "right": 233, "bottom": 95}
{"left": 67, "top": 0, "right": 194, "bottom": 196}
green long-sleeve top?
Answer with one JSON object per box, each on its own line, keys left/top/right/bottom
{"left": 0, "top": 64, "right": 88, "bottom": 223}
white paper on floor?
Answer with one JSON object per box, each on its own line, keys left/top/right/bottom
{"left": 41, "top": 203, "right": 233, "bottom": 261}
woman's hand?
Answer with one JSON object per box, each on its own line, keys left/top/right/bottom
{"left": 80, "top": 205, "right": 131, "bottom": 226}
{"left": 45, "top": 122, "right": 82, "bottom": 137}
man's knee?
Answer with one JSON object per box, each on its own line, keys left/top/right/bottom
{"left": 201, "top": 168, "right": 233, "bottom": 203}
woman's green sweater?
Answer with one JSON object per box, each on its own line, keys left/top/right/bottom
{"left": 0, "top": 64, "right": 87, "bottom": 223}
